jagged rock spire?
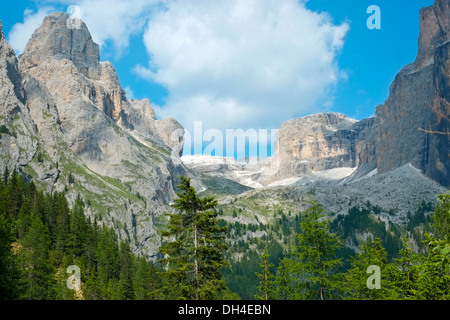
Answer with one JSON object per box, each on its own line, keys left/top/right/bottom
{"left": 20, "top": 12, "right": 100, "bottom": 79}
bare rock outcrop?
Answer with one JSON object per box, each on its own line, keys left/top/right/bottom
{"left": 263, "top": 113, "right": 362, "bottom": 184}
{"left": 267, "top": 0, "right": 449, "bottom": 188}
{"left": 128, "top": 98, "right": 185, "bottom": 157}
{"left": 375, "top": 0, "right": 449, "bottom": 187}
{"left": 20, "top": 12, "right": 100, "bottom": 79}
{"left": 0, "top": 12, "right": 191, "bottom": 258}
{"left": 0, "top": 20, "right": 37, "bottom": 173}
{"left": 155, "top": 117, "right": 185, "bottom": 157}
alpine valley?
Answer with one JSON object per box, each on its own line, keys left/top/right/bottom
{"left": 0, "top": 0, "right": 448, "bottom": 300}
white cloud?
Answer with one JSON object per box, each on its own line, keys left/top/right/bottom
{"left": 10, "top": 0, "right": 162, "bottom": 56}
{"left": 66, "top": 0, "right": 159, "bottom": 55}
{"left": 124, "top": 85, "right": 135, "bottom": 100}
{"left": 8, "top": 6, "right": 55, "bottom": 54}
{"left": 139, "top": 0, "right": 350, "bottom": 133}
{"left": 9, "top": 0, "right": 349, "bottom": 157}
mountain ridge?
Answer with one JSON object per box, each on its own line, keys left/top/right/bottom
{"left": 186, "top": 0, "right": 449, "bottom": 189}
{"left": 1, "top": 0, "right": 449, "bottom": 261}
{"left": 0, "top": 13, "right": 193, "bottom": 259}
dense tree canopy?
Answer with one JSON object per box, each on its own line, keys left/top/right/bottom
{"left": 158, "top": 176, "right": 229, "bottom": 300}
{"left": 0, "top": 167, "right": 448, "bottom": 300}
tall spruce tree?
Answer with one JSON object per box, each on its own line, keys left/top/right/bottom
{"left": 118, "top": 241, "right": 134, "bottom": 300}
{"left": 17, "top": 214, "right": 56, "bottom": 299}
{"left": 0, "top": 200, "right": 18, "bottom": 299}
{"left": 67, "top": 198, "right": 89, "bottom": 262}
{"left": 389, "top": 237, "right": 422, "bottom": 299}
{"left": 54, "top": 193, "right": 70, "bottom": 254}
{"left": 255, "top": 248, "right": 276, "bottom": 300}
{"left": 431, "top": 193, "right": 450, "bottom": 239}
{"left": 415, "top": 234, "right": 450, "bottom": 299}
{"left": 133, "top": 256, "right": 160, "bottom": 300}
{"left": 275, "top": 200, "right": 343, "bottom": 300}
{"left": 344, "top": 237, "right": 392, "bottom": 300}
{"left": 158, "top": 176, "right": 228, "bottom": 300}
{"left": 96, "top": 227, "right": 119, "bottom": 299}
{"left": 414, "top": 193, "right": 450, "bottom": 299}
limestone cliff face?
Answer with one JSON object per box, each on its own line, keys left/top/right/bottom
{"left": 20, "top": 12, "right": 100, "bottom": 79}
{"left": 0, "top": 21, "right": 37, "bottom": 173}
{"left": 267, "top": 0, "right": 449, "bottom": 187}
{"left": 353, "top": 115, "right": 378, "bottom": 170}
{"left": 263, "top": 113, "right": 361, "bottom": 183}
{"left": 20, "top": 13, "right": 184, "bottom": 156}
{"left": 0, "top": 13, "right": 191, "bottom": 258}
{"left": 155, "top": 117, "right": 185, "bottom": 158}
{"left": 128, "top": 98, "right": 185, "bottom": 157}
{"left": 375, "top": 0, "right": 449, "bottom": 187}
{"left": 416, "top": 0, "right": 450, "bottom": 68}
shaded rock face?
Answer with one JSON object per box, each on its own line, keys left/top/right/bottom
{"left": 352, "top": 115, "right": 378, "bottom": 171}
{"left": 416, "top": 0, "right": 450, "bottom": 68}
{"left": 375, "top": 0, "right": 450, "bottom": 187}
{"left": 0, "top": 21, "right": 37, "bottom": 173}
{"left": 269, "top": 0, "right": 449, "bottom": 188}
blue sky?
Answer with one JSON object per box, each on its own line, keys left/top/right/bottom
{"left": 0, "top": 0, "right": 435, "bottom": 158}
{"left": 305, "top": 0, "right": 434, "bottom": 120}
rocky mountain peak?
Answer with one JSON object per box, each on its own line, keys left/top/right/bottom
{"left": 2, "top": 11, "right": 192, "bottom": 258}
{"left": 416, "top": 0, "right": 450, "bottom": 66}
{"left": 260, "top": 112, "right": 363, "bottom": 185}
{"left": 20, "top": 12, "right": 100, "bottom": 79}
